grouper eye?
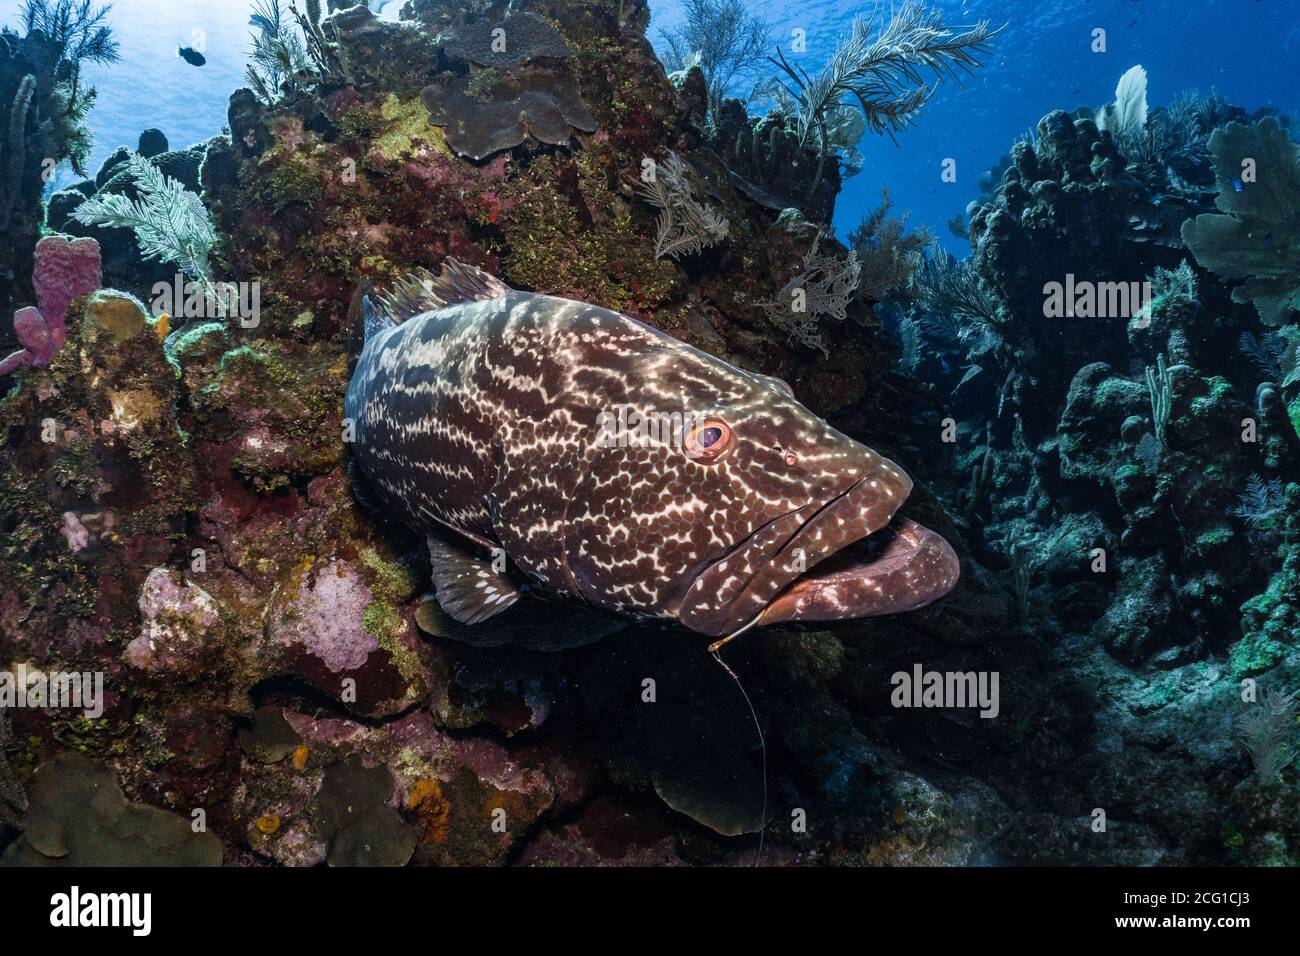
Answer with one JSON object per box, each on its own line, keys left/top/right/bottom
{"left": 685, "top": 419, "right": 733, "bottom": 461}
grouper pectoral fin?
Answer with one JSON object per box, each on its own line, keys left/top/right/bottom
{"left": 426, "top": 534, "right": 522, "bottom": 624}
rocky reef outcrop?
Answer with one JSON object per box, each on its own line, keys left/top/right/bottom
{"left": 904, "top": 83, "right": 1300, "bottom": 863}
{"left": 1, "top": 0, "right": 1007, "bottom": 869}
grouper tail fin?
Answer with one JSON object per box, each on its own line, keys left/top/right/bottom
{"left": 367, "top": 258, "right": 513, "bottom": 338}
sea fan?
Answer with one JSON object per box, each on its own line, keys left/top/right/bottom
{"left": 72, "top": 153, "right": 218, "bottom": 288}
{"left": 1234, "top": 474, "right": 1286, "bottom": 528}
{"left": 896, "top": 314, "right": 922, "bottom": 372}
{"left": 1237, "top": 687, "right": 1299, "bottom": 781}
{"left": 1104, "top": 65, "right": 1148, "bottom": 135}
{"left": 636, "top": 151, "right": 730, "bottom": 260}
{"left": 1182, "top": 117, "right": 1300, "bottom": 328}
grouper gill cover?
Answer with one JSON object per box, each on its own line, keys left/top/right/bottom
{"left": 345, "top": 260, "right": 959, "bottom": 639}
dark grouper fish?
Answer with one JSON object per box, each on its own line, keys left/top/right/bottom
{"left": 345, "top": 259, "right": 959, "bottom": 648}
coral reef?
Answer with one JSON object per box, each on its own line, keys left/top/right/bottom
{"left": 892, "top": 71, "right": 1300, "bottom": 864}
{"left": 2, "top": 0, "right": 1296, "bottom": 871}
{"left": 0, "top": 0, "right": 985, "bottom": 870}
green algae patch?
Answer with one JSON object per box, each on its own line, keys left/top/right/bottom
{"left": 262, "top": 160, "right": 324, "bottom": 213}
{"left": 362, "top": 599, "right": 403, "bottom": 642}
{"left": 1196, "top": 526, "right": 1233, "bottom": 550}
{"left": 360, "top": 545, "right": 420, "bottom": 602}
{"left": 374, "top": 93, "right": 452, "bottom": 162}
{"left": 495, "top": 152, "right": 678, "bottom": 311}
{"left": 1233, "top": 571, "right": 1298, "bottom": 677}
{"left": 1191, "top": 376, "right": 1233, "bottom": 415}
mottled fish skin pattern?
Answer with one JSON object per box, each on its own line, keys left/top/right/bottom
{"left": 345, "top": 261, "right": 959, "bottom": 639}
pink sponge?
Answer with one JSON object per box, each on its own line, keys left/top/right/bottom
{"left": 33, "top": 235, "right": 102, "bottom": 349}
{"left": 1, "top": 236, "right": 101, "bottom": 375}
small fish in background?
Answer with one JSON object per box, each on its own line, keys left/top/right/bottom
{"left": 1231, "top": 178, "right": 1245, "bottom": 192}
{"left": 178, "top": 46, "right": 206, "bottom": 67}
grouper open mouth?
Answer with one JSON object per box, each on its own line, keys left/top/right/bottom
{"left": 677, "top": 462, "right": 960, "bottom": 638}
{"left": 753, "top": 516, "right": 960, "bottom": 627}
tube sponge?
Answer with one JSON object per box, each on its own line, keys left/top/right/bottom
{"left": 0, "top": 235, "right": 101, "bottom": 374}
{"left": 32, "top": 234, "right": 103, "bottom": 340}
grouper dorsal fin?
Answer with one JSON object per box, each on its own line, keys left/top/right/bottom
{"left": 368, "top": 259, "right": 513, "bottom": 336}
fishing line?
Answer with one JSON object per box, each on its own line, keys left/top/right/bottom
{"left": 710, "top": 644, "right": 767, "bottom": 867}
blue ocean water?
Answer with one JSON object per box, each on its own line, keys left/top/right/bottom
{"left": 5, "top": 0, "right": 1298, "bottom": 249}
{"left": 652, "top": 0, "right": 1300, "bottom": 251}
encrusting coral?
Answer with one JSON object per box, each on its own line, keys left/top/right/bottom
{"left": 2, "top": 754, "right": 221, "bottom": 866}
{"left": 421, "top": 9, "right": 596, "bottom": 160}
{"left": 420, "top": 72, "right": 597, "bottom": 160}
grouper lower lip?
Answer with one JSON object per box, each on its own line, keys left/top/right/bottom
{"left": 754, "top": 517, "right": 960, "bottom": 627}
{"left": 677, "top": 460, "right": 958, "bottom": 637}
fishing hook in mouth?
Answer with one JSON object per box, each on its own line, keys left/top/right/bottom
{"left": 707, "top": 613, "right": 761, "bottom": 654}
